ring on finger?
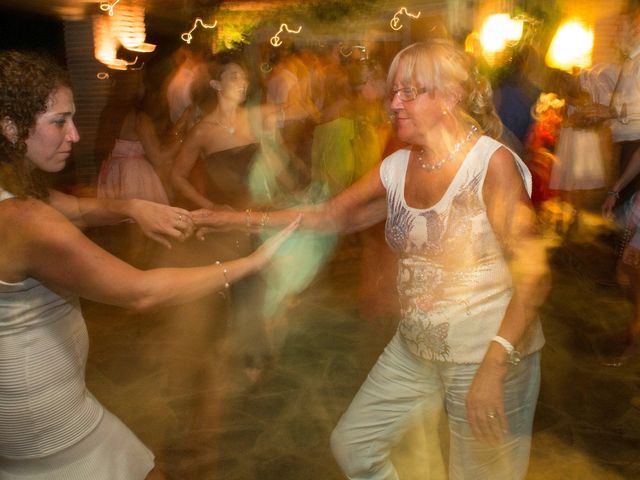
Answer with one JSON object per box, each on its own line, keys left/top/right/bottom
{"left": 178, "top": 214, "right": 183, "bottom": 223}
{"left": 487, "top": 412, "right": 497, "bottom": 420}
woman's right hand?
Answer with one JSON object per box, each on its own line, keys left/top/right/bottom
{"left": 129, "top": 199, "right": 194, "bottom": 248}
{"left": 251, "top": 215, "right": 301, "bottom": 269}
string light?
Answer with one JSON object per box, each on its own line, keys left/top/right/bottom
{"left": 339, "top": 45, "right": 353, "bottom": 57}
{"left": 260, "top": 62, "right": 272, "bottom": 73}
{"left": 181, "top": 18, "right": 218, "bottom": 44}
{"left": 390, "top": 7, "right": 421, "bottom": 31}
{"left": 270, "top": 23, "right": 302, "bottom": 47}
{"left": 99, "top": 0, "right": 120, "bottom": 17}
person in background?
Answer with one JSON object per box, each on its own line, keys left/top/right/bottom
{"left": 0, "top": 50, "right": 297, "bottom": 480}
{"left": 165, "top": 44, "right": 207, "bottom": 125}
{"left": 590, "top": 1, "right": 640, "bottom": 365}
{"left": 97, "top": 72, "right": 175, "bottom": 206}
{"left": 95, "top": 72, "right": 179, "bottom": 265}
{"left": 600, "top": 1, "right": 640, "bottom": 208}
{"left": 266, "top": 46, "right": 319, "bottom": 189}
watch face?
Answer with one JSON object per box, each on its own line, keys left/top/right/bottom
{"left": 508, "top": 350, "right": 522, "bottom": 366}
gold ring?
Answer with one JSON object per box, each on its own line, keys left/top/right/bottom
{"left": 487, "top": 412, "right": 497, "bottom": 420}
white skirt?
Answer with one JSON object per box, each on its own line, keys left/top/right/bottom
{"left": 0, "top": 409, "right": 155, "bottom": 480}
{"left": 549, "top": 127, "right": 606, "bottom": 191}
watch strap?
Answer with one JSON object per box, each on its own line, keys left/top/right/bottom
{"left": 491, "top": 335, "right": 522, "bottom": 365}
{"left": 491, "top": 335, "right": 514, "bottom": 353}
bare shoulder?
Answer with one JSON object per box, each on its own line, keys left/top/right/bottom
{"left": 483, "top": 144, "right": 530, "bottom": 205}
{"left": 487, "top": 145, "right": 518, "bottom": 169}
{"left": 486, "top": 145, "right": 524, "bottom": 184}
{"left": 1, "top": 197, "right": 77, "bottom": 246}
{"left": 184, "top": 117, "right": 218, "bottom": 144}
{"left": 1, "top": 196, "right": 52, "bottom": 229}
{"left": 0, "top": 197, "right": 70, "bottom": 281}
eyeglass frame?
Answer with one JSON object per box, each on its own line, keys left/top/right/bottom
{"left": 389, "top": 86, "right": 429, "bottom": 103}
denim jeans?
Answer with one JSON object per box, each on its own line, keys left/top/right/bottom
{"left": 331, "top": 332, "right": 540, "bottom": 480}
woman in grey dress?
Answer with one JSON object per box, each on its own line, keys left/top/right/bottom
{"left": 0, "top": 51, "right": 296, "bottom": 480}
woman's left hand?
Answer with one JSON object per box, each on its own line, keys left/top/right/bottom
{"left": 129, "top": 199, "right": 194, "bottom": 248}
{"left": 466, "top": 359, "right": 508, "bottom": 445}
{"left": 191, "top": 208, "right": 243, "bottom": 240}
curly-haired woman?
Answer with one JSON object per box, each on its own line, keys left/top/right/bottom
{"left": 0, "top": 51, "right": 297, "bottom": 480}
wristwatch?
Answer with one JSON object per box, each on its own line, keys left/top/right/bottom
{"left": 491, "top": 335, "right": 521, "bottom": 366}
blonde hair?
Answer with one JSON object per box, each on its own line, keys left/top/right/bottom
{"left": 387, "top": 40, "right": 503, "bottom": 139}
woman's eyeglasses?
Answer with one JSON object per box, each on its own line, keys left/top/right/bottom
{"left": 389, "top": 86, "right": 428, "bottom": 102}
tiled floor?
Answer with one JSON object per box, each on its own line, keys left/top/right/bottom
{"left": 84, "top": 208, "right": 640, "bottom": 479}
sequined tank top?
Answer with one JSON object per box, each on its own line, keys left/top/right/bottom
{"left": 380, "top": 136, "right": 544, "bottom": 363}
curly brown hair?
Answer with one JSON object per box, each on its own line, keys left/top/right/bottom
{"left": 0, "top": 50, "right": 71, "bottom": 199}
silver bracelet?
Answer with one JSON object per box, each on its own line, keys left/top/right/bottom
{"left": 215, "top": 261, "right": 230, "bottom": 289}
{"left": 259, "top": 212, "right": 270, "bottom": 228}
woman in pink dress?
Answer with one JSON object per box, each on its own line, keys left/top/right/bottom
{"left": 97, "top": 74, "right": 177, "bottom": 205}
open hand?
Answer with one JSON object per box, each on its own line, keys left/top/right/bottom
{"left": 251, "top": 215, "right": 301, "bottom": 269}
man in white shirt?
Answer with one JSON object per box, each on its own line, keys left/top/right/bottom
{"left": 600, "top": 3, "right": 640, "bottom": 203}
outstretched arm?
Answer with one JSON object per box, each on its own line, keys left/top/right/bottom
{"left": 47, "top": 189, "right": 193, "bottom": 249}
{"left": 7, "top": 198, "right": 298, "bottom": 310}
{"left": 192, "top": 163, "right": 388, "bottom": 235}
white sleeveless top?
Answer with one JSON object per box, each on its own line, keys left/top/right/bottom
{"left": 381, "top": 136, "right": 545, "bottom": 363}
{"left": 0, "top": 188, "right": 103, "bottom": 458}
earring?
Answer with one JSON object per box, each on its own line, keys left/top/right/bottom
{"left": 442, "top": 109, "right": 448, "bottom": 116}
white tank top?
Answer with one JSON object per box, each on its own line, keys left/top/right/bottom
{"left": 0, "top": 188, "right": 103, "bottom": 458}
{"left": 380, "top": 136, "right": 544, "bottom": 363}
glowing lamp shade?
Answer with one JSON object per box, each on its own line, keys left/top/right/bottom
{"left": 504, "top": 16, "right": 524, "bottom": 42}
{"left": 480, "top": 14, "right": 523, "bottom": 54}
{"left": 94, "top": 15, "right": 126, "bottom": 69}
{"left": 546, "top": 21, "right": 593, "bottom": 72}
{"left": 111, "top": 4, "right": 156, "bottom": 53}
{"left": 93, "top": 15, "right": 139, "bottom": 70}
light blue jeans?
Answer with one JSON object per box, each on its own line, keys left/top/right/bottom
{"left": 331, "top": 332, "right": 540, "bottom": 480}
